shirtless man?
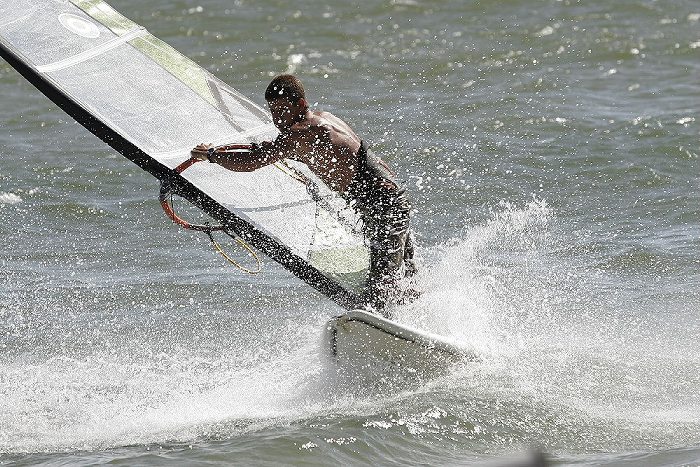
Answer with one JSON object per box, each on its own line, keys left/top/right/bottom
{"left": 192, "top": 74, "right": 415, "bottom": 312}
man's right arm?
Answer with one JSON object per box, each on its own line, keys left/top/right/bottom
{"left": 191, "top": 134, "right": 300, "bottom": 172}
{"left": 211, "top": 141, "right": 284, "bottom": 172}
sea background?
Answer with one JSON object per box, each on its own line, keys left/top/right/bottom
{"left": 1, "top": 0, "right": 699, "bottom": 465}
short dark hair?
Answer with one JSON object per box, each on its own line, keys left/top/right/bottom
{"left": 265, "top": 74, "right": 306, "bottom": 103}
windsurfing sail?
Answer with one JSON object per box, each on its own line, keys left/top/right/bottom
{"left": 0, "top": 0, "right": 369, "bottom": 309}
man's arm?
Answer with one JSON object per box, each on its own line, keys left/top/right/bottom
{"left": 192, "top": 132, "right": 308, "bottom": 172}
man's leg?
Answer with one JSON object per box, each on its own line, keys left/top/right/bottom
{"left": 403, "top": 230, "right": 417, "bottom": 278}
{"left": 364, "top": 240, "right": 406, "bottom": 315}
{"left": 361, "top": 191, "right": 412, "bottom": 314}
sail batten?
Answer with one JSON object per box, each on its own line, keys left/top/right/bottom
{"left": 36, "top": 26, "right": 147, "bottom": 73}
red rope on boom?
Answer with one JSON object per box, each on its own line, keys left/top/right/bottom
{"left": 158, "top": 151, "right": 261, "bottom": 273}
{"left": 159, "top": 157, "right": 225, "bottom": 231}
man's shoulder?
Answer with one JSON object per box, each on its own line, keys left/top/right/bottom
{"left": 305, "top": 110, "right": 338, "bottom": 128}
{"left": 314, "top": 110, "right": 336, "bottom": 119}
{"left": 290, "top": 114, "right": 333, "bottom": 135}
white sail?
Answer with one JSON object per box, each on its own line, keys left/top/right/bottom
{"left": 0, "top": 0, "right": 369, "bottom": 306}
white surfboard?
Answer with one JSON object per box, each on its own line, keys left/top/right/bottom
{"left": 326, "top": 310, "right": 477, "bottom": 372}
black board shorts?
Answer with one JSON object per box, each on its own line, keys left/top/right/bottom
{"left": 343, "top": 141, "right": 416, "bottom": 311}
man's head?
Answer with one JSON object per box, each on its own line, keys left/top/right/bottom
{"left": 265, "top": 74, "right": 309, "bottom": 131}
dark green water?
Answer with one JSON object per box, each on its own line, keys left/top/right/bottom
{"left": 1, "top": 0, "right": 699, "bottom": 465}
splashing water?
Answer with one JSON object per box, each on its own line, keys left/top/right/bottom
{"left": 1, "top": 197, "right": 697, "bottom": 462}
{"left": 399, "top": 198, "right": 554, "bottom": 354}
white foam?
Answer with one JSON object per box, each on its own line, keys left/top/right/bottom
{"left": 0, "top": 192, "right": 22, "bottom": 204}
{"left": 0, "top": 322, "right": 345, "bottom": 453}
{"left": 397, "top": 199, "right": 552, "bottom": 357}
{"left": 286, "top": 53, "right": 307, "bottom": 73}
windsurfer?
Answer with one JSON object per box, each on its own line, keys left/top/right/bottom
{"left": 192, "top": 74, "right": 416, "bottom": 312}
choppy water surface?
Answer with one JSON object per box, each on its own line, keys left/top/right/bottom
{"left": 1, "top": 0, "right": 699, "bottom": 465}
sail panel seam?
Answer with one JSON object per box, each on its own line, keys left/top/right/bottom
{"left": 35, "top": 26, "right": 147, "bottom": 73}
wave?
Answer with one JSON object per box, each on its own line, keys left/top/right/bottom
{"left": 0, "top": 192, "right": 22, "bottom": 205}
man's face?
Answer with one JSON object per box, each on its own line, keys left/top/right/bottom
{"left": 268, "top": 98, "right": 304, "bottom": 131}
